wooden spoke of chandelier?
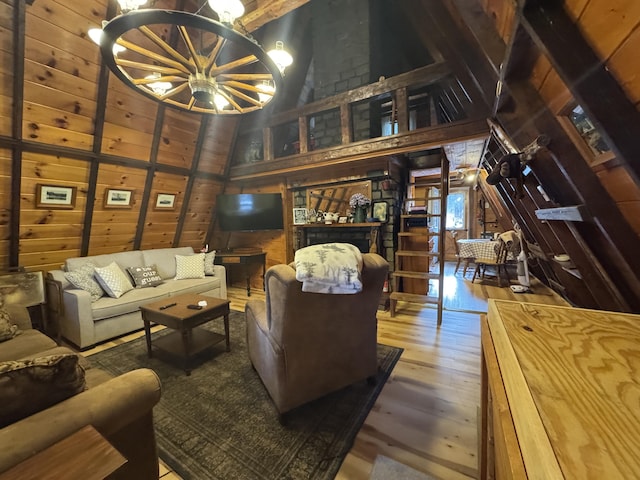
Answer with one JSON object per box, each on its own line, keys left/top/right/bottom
{"left": 116, "top": 38, "right": 193, "bottom": 75}
{"left": 115, "top": 42, "right": 263, "bottom": 85}
{"left": 222, "top": 80, "right": 274, "bottom": 98}
{"left": 138, "top": 25, "right": 193, "bottom": 70}
{"left": 221, "top": 84, "right": 263, "bottom": 108}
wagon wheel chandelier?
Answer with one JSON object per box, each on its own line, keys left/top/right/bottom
{"left": 92, "top": 1, "right": 292, "bottom": 115}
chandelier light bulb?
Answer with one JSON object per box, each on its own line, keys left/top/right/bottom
{"left": 256, "top": 80, "right": 275, "bottom": 103}
{"left": 267, "top": 41, "right": 293, "bottom": 73}
{"left": 208, "top": 0, "right": 245, "bottom": 24}
{"left": 145, "top": 73, "right": 172, "bottom": 95}
{"left": 214, "top": 93, "right": 230, "bottom": 110}
{"left": 117, "top": 0, "right": 148, "bottom": 13}
{"left": 88, "top": 26, "right": 126, "bottom": 54}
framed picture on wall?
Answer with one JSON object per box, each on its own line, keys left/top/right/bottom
{"left": 372, "top": 201, "right": 388, "bottom": 222}
{"left": 104, "top": 188, "right": 134, "bottom": 209}
{"left": 293, "top": 208, "right": 308, "bottom": 225}
{"left": 35, "top": 184, "right": 77, "bottom": 209}
{"left": 155, "top": 193, "right": 176, "bottom": 210}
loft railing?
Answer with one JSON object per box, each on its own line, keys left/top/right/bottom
{"left": 229, "top": 61, "right": 489, "bottom": 181}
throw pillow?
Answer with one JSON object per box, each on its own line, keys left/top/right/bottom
{"left": 127, "top": 265, "right": 164, "bottom": 288}
{"left": 94, "top": 262, "right": 134, "bottom": 299}
{"left": 175, "top": 253, "right": 205, "bottom": 279}
{"left": 204, "top": 251, "right": 217, "bottom": 276}
{"left": 0, "top": 353, "right": 86, "bottom": 428}
{"left": 64, "top": 262, "right": 104, "bottom": 302}
{"left": 0, "top": 309, "right": 20, "bottom": 342}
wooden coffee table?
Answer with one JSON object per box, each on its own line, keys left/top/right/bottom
{"left": 140, "top": 293, "right": 231, "bottom": 375}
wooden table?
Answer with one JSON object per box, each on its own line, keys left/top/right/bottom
{"left": 140, "top": 294, "right": 230, "bottom": 375}
{"left": 214, "top": 250, "right": 266, "bottom": 296}
{"left": 0, "top": 425, "right": 126, "bottom": 480}
{"left": 481, "top": 299, "right": 640, "bottom": 479}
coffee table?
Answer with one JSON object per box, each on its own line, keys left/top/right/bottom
{"left": 140, "top": 293, "right": 231, "bottom": 375}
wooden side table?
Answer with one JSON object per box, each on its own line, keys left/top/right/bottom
{"left": 214, "top": 250, "right": 266, "bottom": 296}
{"left": 0, "top": 425, "right": 126, "bottom": 480}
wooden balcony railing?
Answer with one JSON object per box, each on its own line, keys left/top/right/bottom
{"left": 229, "top": 61, "right": 490, "bottom": 181}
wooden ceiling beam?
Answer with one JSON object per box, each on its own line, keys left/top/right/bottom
{"left": 492, "top": 17, "right": 533, "bottom": 117}
{"left": 521, "top": 1, "right": 640, "bottom": 186}
{"left": 241, "top": 0, "right": 310, "bottom": 33}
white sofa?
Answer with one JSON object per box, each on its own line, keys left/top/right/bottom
{"left": 47, "top": 247, "right": 227, "bottom": 350}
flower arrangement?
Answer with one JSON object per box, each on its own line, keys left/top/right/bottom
{"left": 349, "top": 193, "right": 371, "bottom": 209}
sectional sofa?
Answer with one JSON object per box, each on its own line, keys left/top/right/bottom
{"left": 47, "top": 247, "right": 227, "bottom": 350}
{"left": 0, "top": 304, "right": 161, "bottom": 479}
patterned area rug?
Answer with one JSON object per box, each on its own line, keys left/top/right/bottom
{"left": 89, "top": 310, "right": 402, "bottom": 480}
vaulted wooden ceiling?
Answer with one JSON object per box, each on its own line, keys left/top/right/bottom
{"left": 1, "top": 0, "right": 639, "bottom": 312}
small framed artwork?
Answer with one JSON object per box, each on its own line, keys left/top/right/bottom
{"left": 338, "top": 216, "right": 348, "bottom": 224}
{"left": 35, "top": 184, "right": 77, "bottom": 209}
{"left": 155, "top": 193, "right": 176, "bottom": 210}
{"left": 104, "top": 188, "right": 133, "bottom": 209}
{"left": 372, "top": 201, "right": 388, "bottom": 222}
{"left": 293, "top": 208, "right": 308, "bottom": 225}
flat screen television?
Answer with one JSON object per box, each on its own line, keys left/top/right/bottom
{"left": 216, "top": 193, "right": 284, "bottom": 231}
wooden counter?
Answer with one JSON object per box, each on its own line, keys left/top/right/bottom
{"left": 481, "top": 299, "right": 640, "bottom": 479}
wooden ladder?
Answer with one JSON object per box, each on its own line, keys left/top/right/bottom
{"left": 390, "top": 155, "right": 449, "bottom": 325}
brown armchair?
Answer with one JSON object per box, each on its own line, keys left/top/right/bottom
{"left": 245, "top": 253, "right": 389, "bottom": 420}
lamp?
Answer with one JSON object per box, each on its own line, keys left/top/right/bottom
{"left": 208, "top": 0, "right": 245, "bottom": 25}
{"left": 93, "top": 2, "right": 291, "bottom": 115}
{"left": 267, "top": 41, "right": 293, "bottom": 73}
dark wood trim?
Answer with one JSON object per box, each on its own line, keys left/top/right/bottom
{"left": 80, "top": 0, "right": 118, "bottom": 257}
{"left": 522, "top": 1, "right": 640, "bottom": 185}
{"left": 174, "top": 115, "right": 210, "bottom": 246}
{"left": 9, "top": 0, "right": 26, "bottom": 269}
{"left": 491, "top": 17, "right": 530, "bottom": 117}
{"left": 134, "top": 105, "right": 165, "bottom": 250}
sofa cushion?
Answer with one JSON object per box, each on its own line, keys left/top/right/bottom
{"left": 175, "top": 253, "right": 205, "bottom": 279}
{"left": 95, "top": 262, "right": 134, "bottom": 299}
{"left": 0, "top": 329, "right": 57, "bottom": 362}
{"left": 142, "top": 247, "right": 194, "bottom": 279}
{"left": 163, "top": 277, "right": 221, "bottom": 297}
{"left": 127, "top": 265, "right": 164, "bottom": 288}
{"left": 204, "top": 251, "right": 216, "bottom": 276}
{"left": 65, "top": 250, "right": 145, "bottom": 273}
{"left": 64, "top": 263, "right": 104, "bottom": 302}
{"left": 0, "top": 353, "right": 86, "bottom": 428}
{"left": 91, "top": 286, "right": 169, "bottom": 321}
{"left": 0, "top": 310, "right": 20, "bottom": 342}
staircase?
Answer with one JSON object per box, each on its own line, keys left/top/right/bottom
{"left": 390, "top": 156, "right": 449, "bottom": 325}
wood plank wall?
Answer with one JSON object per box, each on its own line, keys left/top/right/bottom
{"left": 0, "top": 0, "right": 237, "bottom": 273}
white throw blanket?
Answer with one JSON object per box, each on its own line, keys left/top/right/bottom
{"left": 294, "top": 243, "right": 363, "bottom": 294}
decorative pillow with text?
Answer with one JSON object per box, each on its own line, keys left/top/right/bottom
{"left": 127, "top": 265, "right": 164, "bottom": 288}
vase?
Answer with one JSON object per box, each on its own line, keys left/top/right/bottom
{"left": 353, "top": 205, "right": 367, "bottom": 223}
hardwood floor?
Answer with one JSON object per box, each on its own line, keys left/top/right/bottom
{"left": 80, "top": 262, "right": 567, "bottom": 479}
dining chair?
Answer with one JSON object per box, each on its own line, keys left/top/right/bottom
{"left": 451, "top": 231, "right": 473, "bottom": 277}
{"left": 471, "top": 238, "right": 510, "bottom": 286}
